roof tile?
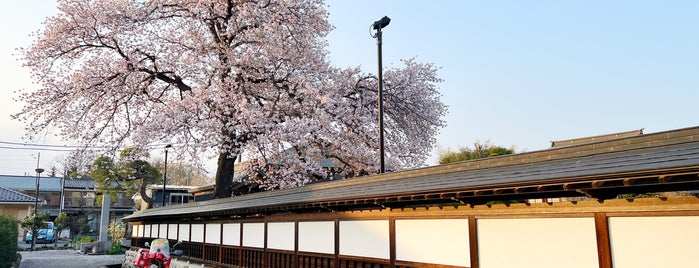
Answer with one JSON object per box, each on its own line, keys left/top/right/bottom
{"left": 0, "top": 187, "right": 36, "bottom": 203}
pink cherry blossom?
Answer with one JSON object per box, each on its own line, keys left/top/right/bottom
{"left": 14, "top": 0, "right": 446, "bottom": 197}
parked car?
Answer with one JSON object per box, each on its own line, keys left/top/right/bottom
{"left": 25, "top": 221, "right": 56, "bottom": 244}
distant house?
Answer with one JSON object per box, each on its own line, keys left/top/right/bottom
{"left": 187, "top": 182, "right": 261, "bottom": 202}
{"left": 188, "top": 185, "right": 214, "bottom": 202}
{"left": 0, "top": 175, "right": 61, "bottom": 217}
{"left": 62, "top": 178, "right": 136, "bottom": 231}
{"left": 0, "top": 175, "right": 135, "bottom": 237}
{"left": 133, "top": 184, "right": 197, "bottom": 210}
{"left": 0, "top": 186, "right": 36, "bottom": 239}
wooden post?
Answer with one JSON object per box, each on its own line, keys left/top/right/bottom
{"left": 389, "top": 217, "right": 396, "bottom": 268}
{"left": 594, "top": 213, "right": 613, "bottom": 268}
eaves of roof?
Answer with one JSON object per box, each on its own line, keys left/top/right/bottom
{"left": 124, "top": 126, "right": 699, "bottom": 222}
{"left": 0, "top": 186, "right": 37, "bottom": 203}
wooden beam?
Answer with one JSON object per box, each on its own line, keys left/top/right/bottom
{"left": 456, "top": 191, "right": 474, "bottom": 198}
{"left": 564, "top": 182, "right": 590, "bottom": 190}
{"left": 493, "top": 188, "right": 508, "bottom": 195}
{"left": 334, "top": 220, "right": 340, "bottom": 268}
{"left": 514, "top": 187, "right": 536, "bottom": 194}
{"left": 294, "top": 221, "right": 299, "bottom": 268}
{"left": 468, "top": 216, "right": 479, "bottom": 268}
{"left": 389, "top": 217, "right": 396, "bottom": 268}
{"left": 450, "top": 198, "right": 466, "bottom": 204}
{"left": 577, "top": 189, "right": 618, "bottom": 200}
{"left": 219, "top": 223, "right": 223, "bottom": 264}
{"left": 623, "top": 178, "right": 638, "bottom": 186}
{"left": 424, "top": 193, "right": 441, "bottom": 200}
{"left": 537, "top": 184, "right": 564, "bottom": 192}
{"left": 440, "top": 192, "right": 456, "bottom": 199}
{"left": 594, "top": 213, "right": 612, "bottom": 268}
{"left": 263, "top": 221, "right": 268, "bottom": 268}
{"left": 659, "top": 175, "right": 673, "bottom": 183}
{"left": 474, "top": 190, "right": 491, "bottom": 196}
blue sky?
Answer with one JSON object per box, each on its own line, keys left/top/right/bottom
{"left": 1, "top": 1, "right": 698, "bottom": 175}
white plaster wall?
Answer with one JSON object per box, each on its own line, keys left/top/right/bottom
{"left": 191, "top": 224, "right": 204, "bottom": 243}
{"left": 267, "top": 222, "right": 295, "bottom": 250}
{"left": 168, "top": 224, "right": 178, "bottom": 240}
{"left": 609, "top": 216, "right": 699, "bottom": 268}
{"left": 205, "top": 223, "right": 221, "bottom": 244}
{"left": 144, "top": 224, "right": 151, "bottom": 238}
{"left": 178, "top": 224, "right": 190, "bottom": 241}
{"left": 132, "top": 224, "right": 140, "bottom": 237}
{"left": 222, "top": 223, "right": 241, "bottom": 246}
{"left": 242, "top": 223, "right": 265, "bottom": 248}
{"left": 339, "top": 220, "right": 389, "bottom": 259}
{"left": 159, "top": 224, "right": 168, "bottom": 239}
{"left": 478, "top": 217, "right": 598, "bottom": 268}
{"left": 298, "top": 221, "right": 334, "bottom": 254}
{"left": 395, "top": 219, "right": 470, "bottom": 266}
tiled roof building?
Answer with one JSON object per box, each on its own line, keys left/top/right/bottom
{"left": 0, "top": 187, "right": 35, "bottom": 203}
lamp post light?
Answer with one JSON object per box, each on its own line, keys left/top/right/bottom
{"left": 371, "top": 16, "right": 391, "bottom": 173}
{"left": 162, "top": 144, "right": 172, "bottom": 207}
{"left": 31, "top": 167, "right": 44, "bottom": 251}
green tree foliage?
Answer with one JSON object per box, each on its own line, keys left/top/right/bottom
{"left": 53, "top": 212, "right": 68, "bottom": 246}
{"left": 0, "top": 215, "right": 18, "bottom": 267}
{"left": 90, "top": 148, "right": 162, "bottom": 209}
{"left": 76, "top": 217, "right": 91, "bottom": 235}
{"left": 438, "top": 141, "right": 515, "bottom": 164}
{"left": 19, "top": 212, "right": 49, "bottom": 235}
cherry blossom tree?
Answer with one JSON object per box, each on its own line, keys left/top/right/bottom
{"left": 14, "top": 0, "right": 447, "bottom": 198}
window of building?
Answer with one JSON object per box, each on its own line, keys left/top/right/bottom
{"left": 169, "top": 193, "right": 193, "bottom": 205}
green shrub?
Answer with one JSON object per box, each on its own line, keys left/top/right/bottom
{"left": 80, "top": 236, "right": 95, "bottom": 243}
{"left": 106, "top": 242, "right": 123, "bottom": 255}
{"left": 0, "top": 215, "right": 19, "bottom": 267}
{"left": 108, "top": 220, "right": 125, "bottom": 243}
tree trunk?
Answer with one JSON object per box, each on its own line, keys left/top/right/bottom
{"left": 139, "top": 179, "right": 154, "bottom": 209}
{"left": 213, "top": 151, "right": 236, "bottom": 199}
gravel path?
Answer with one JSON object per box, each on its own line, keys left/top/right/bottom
{"left": 19, "top": 250, "right": 124, "bottom": 268}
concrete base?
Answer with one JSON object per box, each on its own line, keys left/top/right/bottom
{"left": 81, "top": 241, "right": 113, "bottom": 254}
{"left": 170, "top": 258, "right": 212, "bottom": 268}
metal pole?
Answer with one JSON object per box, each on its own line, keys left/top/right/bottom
{"left": 31, "top": 154, "right": 43, "bottom": 251}
{"left": 372, "top": 16, "right": 390, "bottom": 173}
{"left": 376, "top": 28, "right": 385, "bottom": 173}
{"left": 31, "top": 172, "right": 39, "bottom": 251}
{"left": 162, "top": 144, "right": 171, "bottom": 207}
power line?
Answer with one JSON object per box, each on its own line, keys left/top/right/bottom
{"left": 0, "top": 141, "right": 109, "bottom": 149}
{"left": 0, "top": 146, "right": 82, "bottom": 152}
{"left": 0, "top": 140, "right": 190, "bottom": 152}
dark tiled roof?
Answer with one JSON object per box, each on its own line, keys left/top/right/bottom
{"left": 124, "top": 126, "right": 699, "bottom": 222}
{"left": 0, "top": 176, "right": 97, "bottom": 190}
{"left": 0, "top": 176, "right": 62, "bottom": 192}
{"left": 0, "top": 187, "right": 36, "bottom": 203}
{"left": 63, "top": 178, "right": 96, "bottom": 189}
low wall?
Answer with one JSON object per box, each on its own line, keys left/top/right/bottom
{"left": 131, "top": 196, "right": 699, "bottom": 268}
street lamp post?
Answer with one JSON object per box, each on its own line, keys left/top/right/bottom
{"left": 31, "top": 167, "right": 44, "bottom": 251}
{"left": 162, "top": 144, "right": 172, "bottom": 207}
{"left": 371, "top": 16, "right": 391, "bottom": 173}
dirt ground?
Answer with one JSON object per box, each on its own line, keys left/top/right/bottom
{"left": 19, "top": 250, "right": 123, "bottom": 268}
